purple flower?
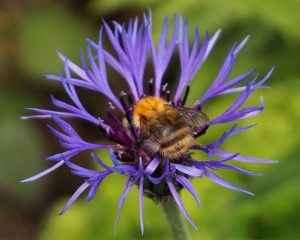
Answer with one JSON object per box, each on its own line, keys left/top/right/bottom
{"left": 22, "top": 12, "right": 276, "bottom": 234}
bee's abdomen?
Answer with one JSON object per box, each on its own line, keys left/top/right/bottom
{"left": 159, "top": 127, "right": 196, "bottom": 159}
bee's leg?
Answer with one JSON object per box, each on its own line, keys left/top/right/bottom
{"left": 143, "top": 138, "right": 160, "bottom": 157}
{"left": 194, "top": 124, "right": 209, "bottom": 137}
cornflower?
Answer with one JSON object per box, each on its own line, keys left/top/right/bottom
{"left": 22, "top": 12, "right": 275, "bottom": 236}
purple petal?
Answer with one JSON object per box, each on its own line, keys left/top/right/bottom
{"left": 103, "top": 21, "right": 129, "bottom": 66}
{"left": 207, "top": 124, "right": 256, "bottom": 149}
{"left": 147, "top": 175, "right": 165, "bottom": 184}
{"left": 45, "top": 74, "right": 96, "bottom": 92}
{"left": 87, "top": 171, "right": 111, "bottom": 201}
{"left": 52, "top": 116, "right": 81, "bottom": 138}
{"left": 145, "top": 157, "right": 160, "bottom": 175}
{"left": 189, "top": 27, "right": 200, "bottom": 64}
{"left": 46, "top": 149, "right": 80, "bottom": 161}
{"left": 176, "top": 175, "right": 200, "bottom": 207}
{"left": 115, "top": 164, "right": 137, "bottom": 175}
{"left": 47, "top": 125, "right": 73, "bottom": 143}
{"left": 166, "top": 178, "right": 198, "bottom": 229}
{"left": 21, "top": 114, "right": 57, "bottom": 120}
{"left": 215, "top": 68, "right": 256, "bottom": 96}
{"left": 21, "top": 160, "right": 64, "bottom": 182}
{"left": 241, "top": 96, "right": 264, "bottom": 119}
{"left": 214, "top": 163, "right": 262, "bottom": 176}
{"left": 59, "top": 181, "right": 91, "bottom": 215}
{"left": 205, "top": 170, "right": 253, "bottom": 195}
{"left": 221, "top": 83, "right": 252, "bottom": 115}
{"left": 23, "top": 108, "right": 77, "bottom": 118}
{"left": 195, "top": 44, "right": 236, "bottom": 106}
{"left": 206, "top": 153, "right": 240, "bottom": 163}
{"left": 204, "top": 29, "right": 221, "bottom": 59}
{"left": 188, "top": 153, "right": 239, "bottom": 169}
{"left": 57, "top": 52, "right": 89, "bottom": 81}
{"left": 109, "top": 148, "right": 119, "bottom": 166}
{"left": 233, "top": 35, "right": 250, "bottom": 56}
{"left": 118, "top": 180, "right": 136, "bottom": 208}
{"left": 255, "top": 67, "right": 275, "bottom": 88}
{"left": 188, "top": 31, "right": 210, "bottom": 81}
{"left": 139, "top": 176, "right": 144, "bottom": 235}
{"left": 211, "top": 149, "right": 277, "bottom": 163}
{"left": 174, "top": 25, "right": 214, "bottom": 102}
{"left": 64, "top": 159, "right": 96, "bottom": 175}
{"left": 50, "top": 95, "right": 79, "bottom": 113}
{"left": 103, "top": 51, "right": 138, "bottom": 100}
{"left": 173, "top": 164, "right": 204, "bottom": 177}
{"left": 90, "top": 152, "right": 113, "bottom": 171}
{"left": 114, "top": 176, "right": 132, "bottom": 232}
{"left": 87, "top": 179, "right": 102, "bottom": 201}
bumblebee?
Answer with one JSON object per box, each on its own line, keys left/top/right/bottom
{"left": 133, "top": 96, "right": 208, "bottom": 159}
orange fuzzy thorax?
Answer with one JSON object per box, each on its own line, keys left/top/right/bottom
{"left": 133, "top": 96, "right": 167, "bottom": 127}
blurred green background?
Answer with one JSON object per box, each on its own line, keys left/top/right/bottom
{"left": 1, "top": 0, "right": 299, "bottom": 239}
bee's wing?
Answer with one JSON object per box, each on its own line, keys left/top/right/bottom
{"left": 139, "top": 116, "right": 161, "bottom": 155}
{"left": 190, "top": 109, "right": 209, "bottom": 127}
{"left": 174, "top": 106, "right": 209, "bottom": 127}
{"left": 143, "top": 138, "right": 161, "bottom": 155}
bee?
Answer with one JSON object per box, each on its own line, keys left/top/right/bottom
{"left": 133, "top": 96, "right": 208, "bottom": 159}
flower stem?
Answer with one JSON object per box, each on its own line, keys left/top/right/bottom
{"left": 160, "top": 197, "right": 191, "bottom": 240}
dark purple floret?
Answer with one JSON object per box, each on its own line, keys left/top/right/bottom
{"left": 22, "top": 12, "right": 276, "bottom": 234}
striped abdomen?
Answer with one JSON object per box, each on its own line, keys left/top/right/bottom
{"left": 158, "top": 126, "right": 197, "bottom": 159}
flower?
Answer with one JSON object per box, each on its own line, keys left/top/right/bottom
{"left": 22, "top": 12, "right": 275, "bottom": 234}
